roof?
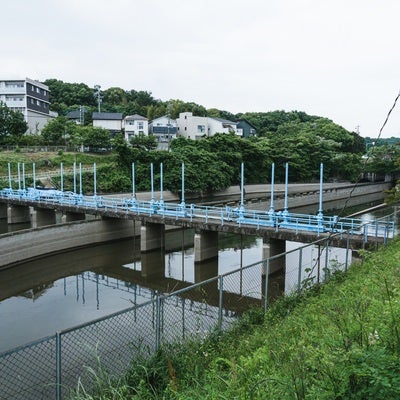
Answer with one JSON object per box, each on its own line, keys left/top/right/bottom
{"left": 125, "top": 114, "right": 148, "bottom": 121}
{"left": 211, "top": 117, "right": 237, "bottom": 125}
{"left": 66, "top": 110, "right": 80, "bottom": 119}
{"left": 92, "top": 112, "right": 123, "bottom": 120}
{"left": 237, "top": 119, "right": 257, "bottom": 130}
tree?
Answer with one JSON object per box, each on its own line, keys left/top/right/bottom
{"left": 72, "top": 125, "right": 112, "bottom": 150}
{"left": 0, "top": 102, "right": 28, "bottom": 143}
{"left": 41, "top": 116, "right": 74, "bottom": 145}
{"left": 129, "top": 134, "right": 158, "bottom": 152}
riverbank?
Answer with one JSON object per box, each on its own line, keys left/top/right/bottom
{"left": 71, "top": 238, "right": 400, "bottom": 399}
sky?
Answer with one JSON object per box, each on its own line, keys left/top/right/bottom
{"left": 3, "top": 0, "right": 400, "bottom": 138}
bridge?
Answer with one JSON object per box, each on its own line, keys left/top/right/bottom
{"left": 0, "top": 162, "right": 394, "bottom": 269}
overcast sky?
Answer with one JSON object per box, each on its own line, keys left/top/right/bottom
{"left": 3, "top": 0, "right": 400, "bottom": 138}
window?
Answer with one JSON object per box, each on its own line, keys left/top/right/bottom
{"left": 197, "top": 125, "right": 205, "bottom": 133}
{"left": 138, "top": 122, "right": 144, "bottom": 129}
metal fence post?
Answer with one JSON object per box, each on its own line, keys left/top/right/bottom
{"left": 56, "top": 332, "right": 62, "bottom": 400}
{"left": 297, "top": 248, "right": 303, "bottom": 293}
{"left": 264, "top": 259, "right": 270, "bottom": 313}
{"left": 155, "top": 293, "right": 162, "bottom": 350}
{"left": 218, "top": 276, "right": 223, "bottom": 331}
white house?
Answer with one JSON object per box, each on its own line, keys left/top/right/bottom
{"left": 92, "top": 112, "right": 123, "bottom": 134}
{"left": 148, "top": 115, "right": 177, "bottom": 142}
{"left": 0, "top": 77, "right": 54, "bottom": 133}
{"left": 124, "top": 114, "right": 149, "bottom": 142}
{"left": 176, "top": 112, "right": 240, "bottom": 140}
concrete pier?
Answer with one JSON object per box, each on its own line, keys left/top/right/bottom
{"left": 0, "top": 203, "right": 7, "bottom": 219}
{"left": 262, "top": 238, "right": 286, "bottom": 274}
{"left": 7, "top": 205, "right": 30, "bottom": 224}
{"left": 61, "top": 212, "right": 86, "bottom": 223}
{"left": 30, "top": 208, "right": 57, "bottom": 228}
{"left": 141, "top": 222, "right": 165, "bottom": 252}
{"left": 194, "top": 230, "right": 218, "bottom": 263}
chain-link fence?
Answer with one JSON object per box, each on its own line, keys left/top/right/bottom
{"left": 0, "top": 220, "right": 394, "bottom": 400}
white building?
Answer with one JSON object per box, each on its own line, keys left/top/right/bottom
{"left": 0, "top": 78, "right": 53, "bottom": 133}
{"left": 176, "top": 112, "right": 241, "bottom": 140}
{"left": 149, "top": 115, "right": 177, "bottom": 142}
{"left": 124, "top": 114, "right": 148, "bottom": 142}
{"left": 92, "top": 112, "right": 123, "bottom": 134}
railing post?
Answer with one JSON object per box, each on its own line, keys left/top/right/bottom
{"left": 56, "top": 331, "right": 62, "bottom": 400}
{"left": 8, "top": 162, "right": 11, "bottom": 189}
{"left": 218, "top": 275, "right": 223, "bottom": 331}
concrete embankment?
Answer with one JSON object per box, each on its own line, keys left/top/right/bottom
{"left": 0, "top": 219, "right": 139, "bottom": 269}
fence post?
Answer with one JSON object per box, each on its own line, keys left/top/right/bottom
{"left": 218, "top": 276, "right": 223, "bottom": 331}
{"left": 297, "top": 248, "right": 303, "bottom": 293}
{"left": 56, "top": 332, "right": 62, "bottom": 400}
{"left": 263, "top": 259, "right": 270, "bottom": 313}
{"left": 345, "top": 231, "right": 350, "bottom": 272}
{"left": 155, "top": 293, "right": 162, "bottom": 350}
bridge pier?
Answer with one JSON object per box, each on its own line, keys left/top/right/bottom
{"left": 0, "top": 203, "right": 7, "bottom": 218}
{"left": 141, "top": 222, "right": 165, "bottom": 252}
{"left": 31, "top": 207, "right": 57, "bottom": 228}
{"left": 7, "top": 205, "right": 31, "bottom": 224}
{"left": 194, "top": 230, "right": 218, "bottom": 263}
{"left": 262, "top": 238, "right": 286, "bottom": 275}
{"left": 61, "top": 212, "right": 86, "bottom": 223}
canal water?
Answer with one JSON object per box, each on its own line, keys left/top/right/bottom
{"left": 0, "top": 201, "right": 397, "bottom": 353}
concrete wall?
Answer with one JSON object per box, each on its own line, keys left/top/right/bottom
{"left": 0, "top": 219, "right": 139, "bottom": 269}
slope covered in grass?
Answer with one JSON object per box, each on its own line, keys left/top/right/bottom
{"left": 71, "top": 240, "right": 400, "bottom": 399}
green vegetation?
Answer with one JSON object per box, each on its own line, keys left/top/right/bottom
{"left": 69, "top": 240, "right": 400, "bottom": 399}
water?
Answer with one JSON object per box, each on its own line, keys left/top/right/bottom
{"left": 0, "top": 230, "right": 263, "bottom": 352}
{"left": 0, "top": 204, "right": 397, "bottom": 352}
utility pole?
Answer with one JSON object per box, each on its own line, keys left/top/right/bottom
{"left": 94, "top": 85, "right": 102, "bottom": 113}
{"left": 79, "top": 105, "right": 85, "bottom": 125}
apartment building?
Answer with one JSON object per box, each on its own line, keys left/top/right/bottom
{"left": 0, "top": 78, "right": 53, "bottom": 133}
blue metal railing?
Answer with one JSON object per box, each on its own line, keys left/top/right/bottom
{"left": 0, "top": 187, "right": 395, "bottom": 238}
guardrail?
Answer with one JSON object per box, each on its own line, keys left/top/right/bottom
{"left": 0, "top": 187, "right": 395, "bottom": 238}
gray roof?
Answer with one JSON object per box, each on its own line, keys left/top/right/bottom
{"left": 125, "top": 114, "right": 148, "bottom": 121}
{"left": 211, "top": 117, "right": 237, "bottom": 125}
{"left": 66, "top": 110, "right": 80, "bottom": 119}
{"left": 92, "top": 112, "right": 123, "bottom": 120}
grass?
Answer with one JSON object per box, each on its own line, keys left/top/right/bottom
{"left": 68, "top": 239, "right": 400, "bottom": 399}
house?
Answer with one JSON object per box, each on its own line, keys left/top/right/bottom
{"left": 123, "top": 114, "right": 149, "bottom": 142}
{"left": 66, "top": 106, "right": 87, "bottom": 125}
{"left": 236, "top": 119, "right": 257, "bottom": 138}
{"left": 148, "top": 115, "right": 177, "bottom": 142}
{"left": 92, "top": 112, "right": 123, "bottom": 135}
{"left": 0, "top": 77, "right": 54, "bottom": 133}
{"left": 176, "top": 112, "right": 240, "bottom": 140}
